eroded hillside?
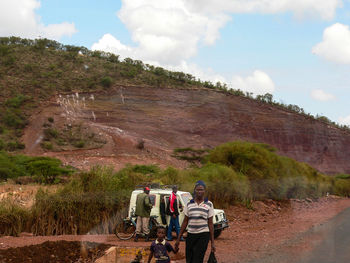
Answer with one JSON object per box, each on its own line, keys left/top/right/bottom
{"left": 22, "top": 86, "right": 350, "bottom": 174}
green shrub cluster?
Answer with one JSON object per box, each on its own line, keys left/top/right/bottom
{"left": 0, "top": 95, "right": 33, "bottom": 151}
{"left": 0, "top": 152, "right": 73, "bottom": 183}
{"left": 207, "top": 141, "right": 333, "bottom": 200}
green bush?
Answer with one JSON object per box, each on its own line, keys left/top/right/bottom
{"left": 27, "top": 158, "right": 72, "bottom": 184}
{"left": 73, "top": 140, "right": 85, "bottom": 148}
{"left": 335, "top": 174, "right": 350, "bottom": 180}
{"left": 0, "top": 152, "right": 72, "bottom": 183}
{"left": 0, "top": 167, "right": 11, "bottom": 181}
{"left": 2, "top": 110, "right": 25, "bottom": 129}
{"left": 157, "top": 167, "right": 184, "bottom": 186}
{"left": 43, "top": 128, "right": 59, "bottom": 139}
{"left": 206, "top": 141, "right": 332, "bottom": 200}
{"left": 190, "top": 163, "right": 251, "bottom": 206}
{"left": 41, "top": 141, "right": 53, "bottom": 150}
{"left": 334, "top": 178, "right": 350, "bottom": 197}
{"left": 0, "top": 45, "right": 11, "bottom": 56}
{"left": 100, "top": 76, "right": 113, "bottom": 88}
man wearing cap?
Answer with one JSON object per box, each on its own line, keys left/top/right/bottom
{"left": 134, "top": 187, "right": 153, "bottom": 242}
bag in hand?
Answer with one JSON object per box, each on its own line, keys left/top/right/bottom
{"left": 207, "top": 252, "right": 218, "bottom": 263}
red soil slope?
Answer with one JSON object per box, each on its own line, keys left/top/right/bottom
{"left": 23, "top": 85, "right": 350, "bottom": 174}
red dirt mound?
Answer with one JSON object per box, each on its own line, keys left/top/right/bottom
{"left": 0, "top": 241, "right": 111, "bottom": 263}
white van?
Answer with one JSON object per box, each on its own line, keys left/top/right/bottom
{"left": 128, "top": 187, "right": 229, "bottom": 238}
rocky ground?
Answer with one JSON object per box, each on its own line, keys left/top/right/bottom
{"left": 1, "top": 196, "right": 349, "bottom": 262}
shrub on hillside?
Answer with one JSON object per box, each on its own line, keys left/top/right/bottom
{"left": 334, "top": 178, "right": 350, "bottom": 197}
{"left": 43, "top": 128, "right": 59, "bottom": 139}
{"left": 2, "top": 110, "right": 26, "bottom": 129}
{"left": 0, "top": 152, "right": 72, "bottom": 183}
{"left": 188, "top": 163, "right": 251, "bottom": 207}
{"left": 207, "top": 141, "right": 332, "bottom": 200}
{"left": 100, "top": 76, "right": 113, "bottom": 88}
{"left": 5, "top": 95, "right": 30, "bottom": 108}
{"left": 26, "top": 158, "right": 72, "bottom": 184}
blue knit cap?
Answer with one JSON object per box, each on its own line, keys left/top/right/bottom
{"left": 194, "top": 180, "right": 206, "bottom": 189}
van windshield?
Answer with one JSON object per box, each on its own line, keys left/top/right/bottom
{"left": 181, "top": 193, "right": 192, "bottom": 205}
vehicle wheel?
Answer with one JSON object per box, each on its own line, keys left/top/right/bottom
{"left": 214, "top": 229, "right": 222, "bottom": 239}
{"left": 115, "top": 220, "right": 136, "bottom": 240}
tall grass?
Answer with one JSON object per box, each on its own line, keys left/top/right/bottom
{"left": 31, "top": 167, "right": 127, "bottom": 235}
{"left": 0, "top": 200, "right": 30, "bottom": 236}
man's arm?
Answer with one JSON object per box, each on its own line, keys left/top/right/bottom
{"left": 144, "top": 195, "right": 153, "bottom": 208}
{"left": 208, "top": 216, "right": 216, "bottom": 253}
{"left": 166, "top": 242, "right": 177, "bottom": 254}
{"left": 174, "top": 215, "right": 188, "bottom": 251}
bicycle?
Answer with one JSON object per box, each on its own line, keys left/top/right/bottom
{"left": 115, "top": 208, "right": 160, "bottom": 240}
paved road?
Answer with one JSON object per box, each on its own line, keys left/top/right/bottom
{"left": 300, "top": 207, "right": 350, "bottom": 263}
{"left": 247, "top": 207, "right": 350, "bottom": 263}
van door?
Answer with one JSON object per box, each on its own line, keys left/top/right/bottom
{"left": 177, "top": 195, "right": 185, "bottom": 226}
{"left": 163, "top": 195, "right": 170, "bottom": 225}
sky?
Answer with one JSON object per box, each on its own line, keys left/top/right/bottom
{"left": 1, "top": 0, "right": 350, "bottom": 125}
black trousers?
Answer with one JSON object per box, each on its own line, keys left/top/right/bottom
{"left": 186, "top": 232, "right": 210, "bottom": 263}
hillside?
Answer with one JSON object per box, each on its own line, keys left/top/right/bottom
{"left": 1, "top": 37, "right": 350, "bottom": 174}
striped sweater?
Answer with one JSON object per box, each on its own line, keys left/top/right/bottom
{"left": 184, "top": 199, "right": 214, "bottom": 234}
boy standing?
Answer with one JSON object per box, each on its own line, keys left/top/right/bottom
{"left": 148, "top": 226, "right": 178, "bottom": 263}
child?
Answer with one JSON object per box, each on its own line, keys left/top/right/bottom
{"left": 148, "top": 226, "right": 178, "bottom": 263}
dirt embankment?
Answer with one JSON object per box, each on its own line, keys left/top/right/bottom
{"left": 22, "top": 86, "right": 350, "bottom": 174}
{"left": 1, "top": 196, "right": 349, "bottom": 263}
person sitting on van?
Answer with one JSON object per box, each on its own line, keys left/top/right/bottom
{"left": 134, "top": 187, "right": 153, "bottom": 242}
{"left": 166, "top": 185, "right": 183, "bottom": 241}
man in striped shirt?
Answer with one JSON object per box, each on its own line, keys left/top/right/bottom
{"left": 175, "top": 180, "right": 216, "bottom": 263}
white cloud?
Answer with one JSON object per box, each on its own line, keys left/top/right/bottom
{"left": 92, "top": 0, "right": 341, "bottom": 67}
{"left": 311, "top": 89, "right": 336, "bottom": 101}
{"left": 230, "top": 70, "right": 275, "bottom": 95}
{"left": 91, "top": 34, "right": 133, "bottom": 57}
{"left": 312, "top": 23, "right": 350, "bottom": 64}
{"left": 0, "top": 0, "right": 76, "bottom": 40}
{"left": 338, "top": 115, "right": 350, "bottom": 126}
{"left": 187, "top": 0, "right": 341, "bottom": 20}
{"left": 113, "top": 0, "right": 230, "bottom": 65}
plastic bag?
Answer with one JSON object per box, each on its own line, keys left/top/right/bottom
{"left": 207, "top": 252, "right": 218, "bottom": 263}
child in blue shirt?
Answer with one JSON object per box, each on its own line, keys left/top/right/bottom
{"left": 148, "top": 226, "right": 178, "bottom": 263}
